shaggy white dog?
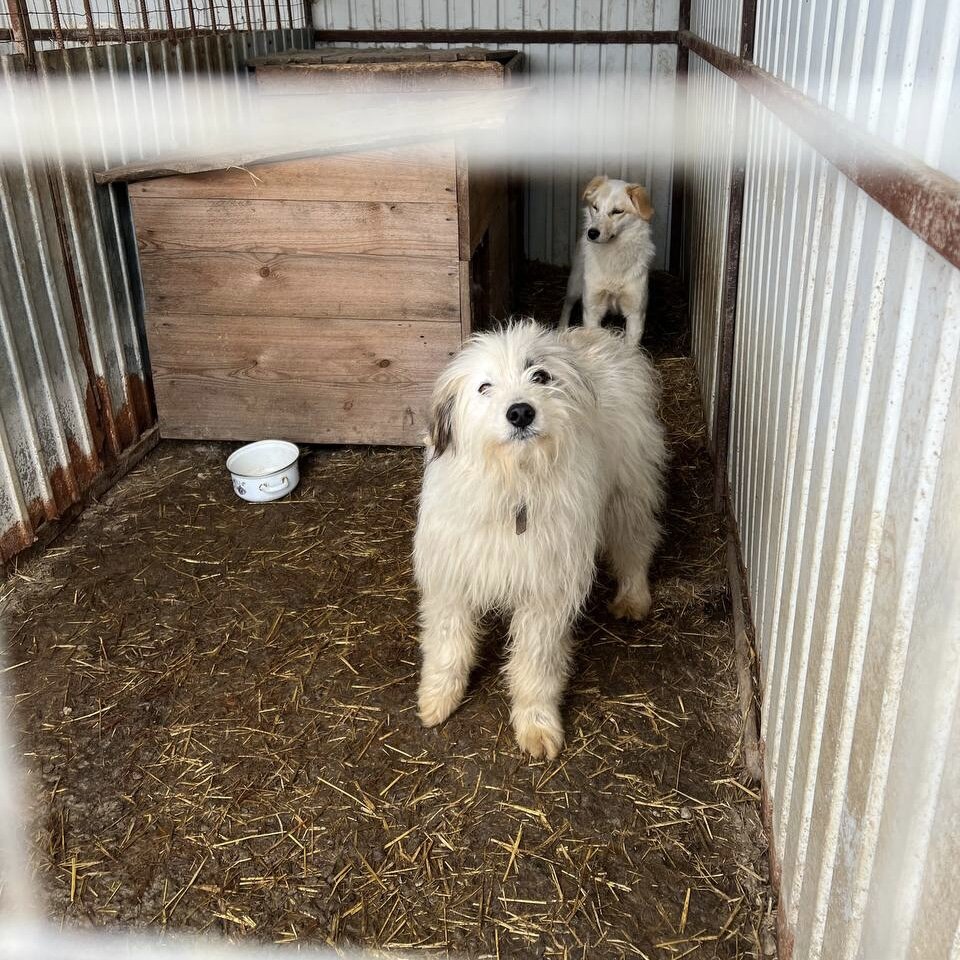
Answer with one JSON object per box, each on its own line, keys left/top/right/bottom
{"left": 559, "top": 175, "right": 656, "bottom": 347}
{"left": 413, "top": 321, "right": 667, "bottom": 759}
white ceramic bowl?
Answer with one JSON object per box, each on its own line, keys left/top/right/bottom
{"left": 226, "top": 440, "right": 300, "bottom": 503}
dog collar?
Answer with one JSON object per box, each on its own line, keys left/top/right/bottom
{"left": 515, "top": 502, "right": 528, "bottom": 535}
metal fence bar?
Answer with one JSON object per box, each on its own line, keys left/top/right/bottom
{"left": 313, "top": 28, "right": 680, "bottom": 44}
{"left": 80, "top": 0, "right": 97, "bottom": 45}
{"left": 680, "top": 30, "right": 960, "bottom": 274}
{"left": 3, "top": 0, "right": 35, "bottom": 66}
{"left": 110, "top": 0, "right": 127, "bottom": 44}
{"left": 47, "top": 0, "right": 64, "bottom": 49}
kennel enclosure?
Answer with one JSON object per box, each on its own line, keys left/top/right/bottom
{"left": 96, "top": 47, "right": 518, "bottom": 445}
{"left": 2, "top": 1, "right": 960, "bottom": 958}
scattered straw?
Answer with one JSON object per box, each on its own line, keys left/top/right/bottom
{"left": 1, "top": 269, "right": 775, "bottom": 957}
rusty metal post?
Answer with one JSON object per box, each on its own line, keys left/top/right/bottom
{"left": 163, "top": 0, "right": 175, "bottom": 36}
{"left": 48, "top": 0, "right": 65, "bottom": 48}
{"left": 4, "top": 0, "right": 36, "bottom": 67}
{"left": 80, "top": 0, "right": 97, "bottom": 44}
{"left": 111, "top": 0, "right": 128, "bottom": 43}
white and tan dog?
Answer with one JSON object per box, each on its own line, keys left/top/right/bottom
{"left": 559, "top": 175, "right": 656, "bottom": 347}
{"left": 413, "top": 321, "right": 666, "bottom": 759}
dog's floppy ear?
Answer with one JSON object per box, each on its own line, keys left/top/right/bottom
{"left": 583, "top": 175, "right": 607, "bottom": 203}
{"left": 626, "top": 183, "right": 654, "bottom": 221}
{"left": 431, "top": 395, "right": 454, "bottom": 458}
{"left": 428, "top": 387, "right": 457, "bottom": 459}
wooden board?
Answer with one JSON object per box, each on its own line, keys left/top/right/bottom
{"left": 254, "top": 59, "right": 506, "bottom": 94}
{"left": 139, "top": 251, "right": 461, "bottom": 321}
{"left": 459, "top": 260, "right": 473, "bottom": 341}
{"left": 132, "top": 197, "right": 459, "bottom": 258}
{"left": 456, "top": 147, "right": 508, "bottom": 259}
{"left": 127, "top": 144, "right": 457, "bottom": 202}
{"left": 250, "top": 47, "right": 512, "bottom": 66}
{"left": 147, "top": 314, "right": 460, "bottom": 444}
{"left": 488, "top": 200, "right": 513, "bottom": 321}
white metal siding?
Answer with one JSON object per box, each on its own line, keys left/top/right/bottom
{"left": 754, "top": 0, "right": 960, "bottom": 179}
{"left": 688, "top": 0, "right": 960, "bottom": 957}
{"left": 689, "top": 0, "right": 742, "bottom": 55}
{"left": 684, "top": 51, "right": 736, "bottom": 436}
{"left": 313, "top": 0, "right": 680, "bottom": 268}
{"left": 0, "top": 27, "right": 310, "bottom": 560}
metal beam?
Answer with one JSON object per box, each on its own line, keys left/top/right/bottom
{"left": 313, "top": 27, "right": 679, "bottom": 46}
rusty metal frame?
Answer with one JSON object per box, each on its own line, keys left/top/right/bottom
{"left": 0, "top": 25, "right": 263, "bottom": 41}
{"left": 4, "top": 0, "right": 36, "bottom": 66}
{"left": 313, "top": 28, "right": 679, "bottom": 45}
{"left": 0, "top": 0, "right": 308, "bottom": 567}
{"left": 681, "top": 31, "right": 960, "bottom": 274}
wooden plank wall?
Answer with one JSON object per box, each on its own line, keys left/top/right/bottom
{"left": 133, "top": 142, "right": 464, "bottom": 446}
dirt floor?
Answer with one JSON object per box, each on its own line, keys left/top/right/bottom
{"left": 1, "top": 267, "right": 776, "bottom": 958}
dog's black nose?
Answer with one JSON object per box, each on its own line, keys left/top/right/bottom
{"left": 587, "top": 227, "right": 600, "bottom": 240}
{"left": 506, "top": 402, "right": 536, "bottom": 429}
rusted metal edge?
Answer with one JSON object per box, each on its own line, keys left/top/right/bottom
{"left": 1, "top": 426, "right": 160, "bottom": 576}
{"left": 680, "top": 30, "right": 960, "bottom": 273}
{"left": 3, "top": 0, "right": 36, "bottom": 67}
{"left": 709, "top": 2, "right": 756, "bottom": 500}
{"left": 668, "top": 0, "right": 690, "bottom": 278}
{"left": 0, "top": 26, "right": 290, "bottom": 42}
{"left": 723, "top": 510, "right": 783, "bottom": 951}
{"left": 712, "top": 160, "right": 745, "bottom": 495}
{"left": 313, "top": 28, "right": 679, "bottom": 46}
{"left": 726, "top": 537, "right": 762, "bottom": 783}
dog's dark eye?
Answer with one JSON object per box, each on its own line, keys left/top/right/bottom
{"left": 611, "top": 208, "right": 623, "bottom": 215}
{"left": 478, "top": 382, "right": 492, "bottom": 394}
{"left": 530, "top": 369, "right": 551, "bottom": 385}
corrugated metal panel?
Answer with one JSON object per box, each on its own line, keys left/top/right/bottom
{"left": 684, "top": 50, "right": 736, "bottom": 435}
{"left": 753, "top": 0, "right": 960, "bottom": 180}
{"left": 687, "top": 0, "right": 960, "bottom": 957}
{"left": 0, "top": 26, "right": 310, "bottom": 562}
{"left": 314, "top": 0, "right": 680, "bottom": 268}
{"left": 689, "top": 0, "right": 742, "bottom": 55}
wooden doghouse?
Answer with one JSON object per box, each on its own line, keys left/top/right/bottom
{"left": 100, "top": 47, "right": 521, "bottom": 446}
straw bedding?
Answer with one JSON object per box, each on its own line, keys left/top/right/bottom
{"left": 2, "top": 268, "right": 776, "bottom": 958}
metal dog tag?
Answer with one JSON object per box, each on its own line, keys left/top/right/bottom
{"left": 515, "top": 502, "right": 528, "bottom": 535}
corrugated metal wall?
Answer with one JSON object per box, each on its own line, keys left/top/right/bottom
{"left": 683, "top": 50, "right": 735, "bottom": 433}
{"left": 314, "top": 0, "right": 680, "bottom": 268}
{"left": 0, "top": 25, "right": 310, "bottom": 562}
{"left": 687, "top": 1, "right": 960, "bottom": 958}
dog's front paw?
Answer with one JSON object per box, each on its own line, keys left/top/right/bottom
{"left": 514, "top": 709, "right": 564, "bottom": 760}
{"left": 418, "top": 683, "right": 464, "bottom": 728}
{"left": 609, "top": 581, "right": 652, "bottom": 621}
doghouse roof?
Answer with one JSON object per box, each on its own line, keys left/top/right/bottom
{"left": 96, "top": 45, "right": 521, "bottom": 185}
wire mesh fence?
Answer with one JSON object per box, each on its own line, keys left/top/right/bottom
{"left": 1, "top": 0, "right": 309, "bottom": 57}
